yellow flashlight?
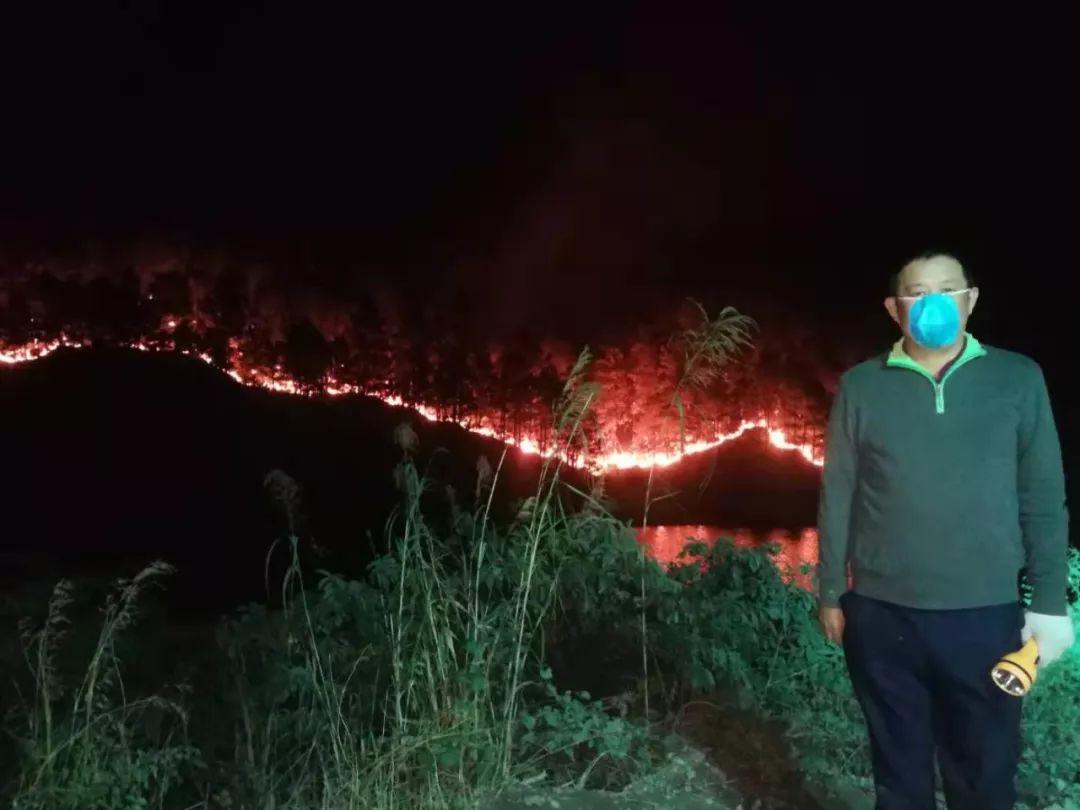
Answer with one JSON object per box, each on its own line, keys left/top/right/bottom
{"left": 990, "top": 638, "right": 1039, "bottom": 697}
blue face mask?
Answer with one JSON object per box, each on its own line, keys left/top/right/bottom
{"left": 908, "top": 293, "right": 961, "bottom": 349}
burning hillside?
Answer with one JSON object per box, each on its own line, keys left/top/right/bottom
{"left": 1, "top": 261, "right": 840, "bottom": 473}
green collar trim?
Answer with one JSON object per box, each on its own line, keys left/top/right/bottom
{"left": 886, "top": 332, "right": 986, "bottom": 374}
{"left": 885, "top": 333, "right": 986, "bottom": 414}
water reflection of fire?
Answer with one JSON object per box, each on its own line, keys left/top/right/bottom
{"left": 1, "top": 335, "right": 824, "bottom": 473}
{"left": 637, "top": 525, "right": 819, "bottom": 591}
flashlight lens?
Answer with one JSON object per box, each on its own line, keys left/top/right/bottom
{"left": 992, "top": 669, "right": 1025, "bottom": 696}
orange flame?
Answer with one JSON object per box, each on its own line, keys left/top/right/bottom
{"left": 1, "top": 335, "right": 824, "bottom": 472}
{"left": 1, "top": 335, "right": 87, "bottom": 364}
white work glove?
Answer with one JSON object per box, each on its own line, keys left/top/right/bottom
{"left": 1021, "top": 611, "right": 1077, "bottom": 668}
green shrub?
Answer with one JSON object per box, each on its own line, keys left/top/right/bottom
{"left": 204, "top": 352, "right": 655, "bottom": 808}
{"left": 639, "top": 537, "right": 868, "bottom": 787}
{"left": 642, "top": 537, "right": 1080, "bottom": 808}
{"left": 5, "top": 564, "right": 202, "bottom": 810}
{"left": 1015, "top": 547, "right": 1080, "bottom": 809}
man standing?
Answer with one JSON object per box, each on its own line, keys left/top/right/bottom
{"left": 817, "top": 252, "right": 1075, "bottom": 809}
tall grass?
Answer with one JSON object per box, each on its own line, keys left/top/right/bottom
{"left": 638, "top": 301, "right": 757, "bottom": 720}
{"left": 211, "top": 346, "right": 652, "bottom": 808}
{"left": 7, "top": 473, "right": 1079, "bottom": 808}
{"left": 9, "top": 563, "right": 201, "bottom": 809}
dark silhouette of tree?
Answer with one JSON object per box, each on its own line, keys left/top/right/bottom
{"left": 282, "top": 319, "right": 332, "bottom": 392}
{"left": 328, "top": 336, "right": 351, "bottom": 376}
{"left": 202, "top": 327, "right": 232, "bottom": 368}
{"left": 347, "top": 295, "right": 393, "bottom": 392}
{"left": 146, "top": 271, "right": 191, "bottom": 324}
{"left": 429, "top": 334, "right": 472, "bottom": 421}
{"left": 466, "top": 349, "right": 496, "bottom": 418}
{"left": 24, "top": 273, "right": 80, "bottom": 334}
{"left": 172, "top": 320, "right": 200, "bottom": 354}
{"left": 0, "top": 287, "right": 31, "bottom": 342}
{"left": 83, "top": 274, "right": 141, "bottom": 343}
{"left": 211, "top": 271, "right": 250, "bottom": 335}
{"left": 494, "top": 331, "right": 540, "bottom": 443}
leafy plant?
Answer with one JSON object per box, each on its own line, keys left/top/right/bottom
{"left": 669, "top": 300, "right": 756, "bottom": 452}
{"left": 1014, "top": 547, "right": 1080, "bottom": 809}
{"left": 206, "top": 349, "right": 657, "bottom": 808}
{"left": 6, "top": 563, "right": 201, "bottom": 810}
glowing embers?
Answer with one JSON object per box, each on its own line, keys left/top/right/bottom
{"left": 0, "top": 335, "right": 85, "bottom": 364}
{"left": 591, "top": 420, "right": 822, "bottom": 470}
{"left": 0, "top": 334, "right": 824, "bottom": 472}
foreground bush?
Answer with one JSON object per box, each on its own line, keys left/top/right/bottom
{"left": 208, "top": 364, "right": 662, "bottom": 808}
{"left": 7, "top": 564, "right": 202, "bottom": 810}
{"left": 645, "top": 537, "right": 1080, "bottom": 809}
{"left": 4, "top": 416, "right": 1078, "bottom": 809}
{"left": 206, "top": 470, "right": 656, "bottom": 808}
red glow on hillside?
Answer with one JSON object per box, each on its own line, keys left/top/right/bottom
{"left": 1, "top": 334, "right": 824, "bottom": 472}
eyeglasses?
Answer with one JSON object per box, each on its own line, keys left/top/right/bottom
{"left": 894, "top": 288, "right": 973, "bottom": 302}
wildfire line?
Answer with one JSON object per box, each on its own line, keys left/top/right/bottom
{"left": 1, "top": 335, "right": 824, "bottom": 471}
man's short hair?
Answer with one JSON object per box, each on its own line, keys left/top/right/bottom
{"left": 889, "top": 251, "right": 975, "bottom": 297}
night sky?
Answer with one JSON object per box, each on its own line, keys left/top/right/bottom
{"left": 2, "top": 4, "right": 1078, "bottom": 348}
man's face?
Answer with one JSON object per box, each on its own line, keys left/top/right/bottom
{"left": 884, "top": 256, "right": 979, "bottom": 345}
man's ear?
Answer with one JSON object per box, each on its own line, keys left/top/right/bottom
{"left": 884, "top": 296, "right": 901, "bottom": 327}
{"left": 967, "top": 287, "right": 979, "bottom": 315}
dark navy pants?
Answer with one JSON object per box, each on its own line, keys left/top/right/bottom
{"left": 840, "top": 591, "right": 1024, "bottom": 810}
